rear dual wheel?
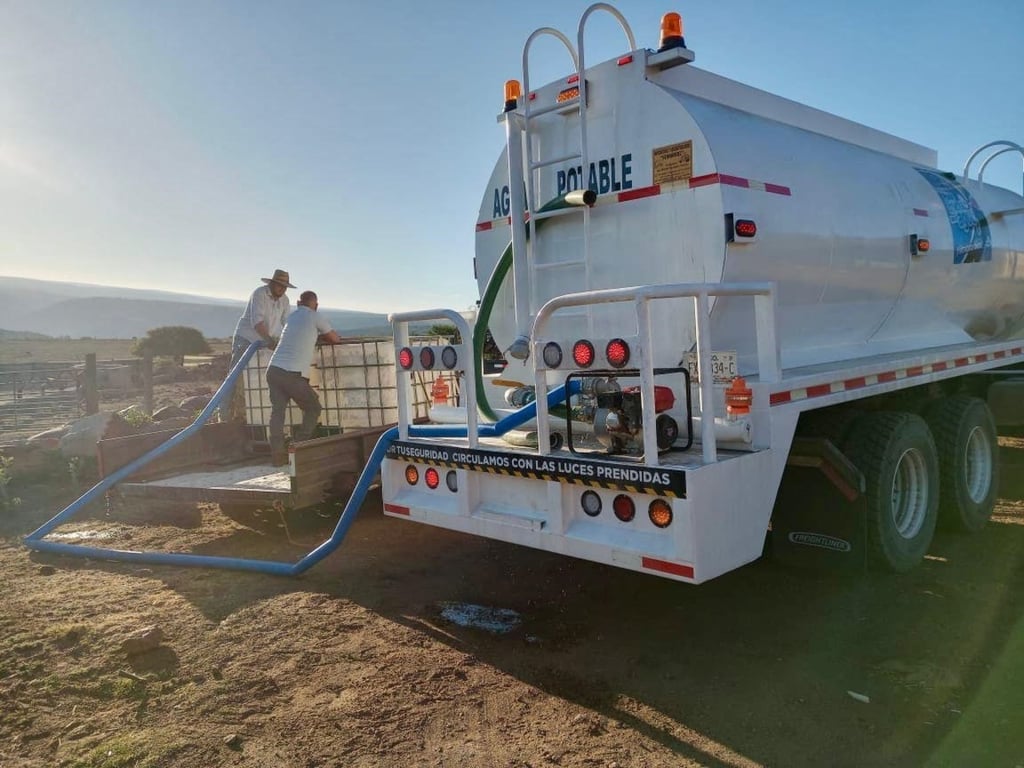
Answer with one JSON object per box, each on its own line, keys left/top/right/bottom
{"left": 843, "top": 412, "right": 939, "bottom": 572}
{"left": 923, "top": 395, "right": 998, "bottom": 533}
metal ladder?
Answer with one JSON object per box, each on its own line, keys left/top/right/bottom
{"left": 517, "top": 3, "right": 637, "bottom": 319}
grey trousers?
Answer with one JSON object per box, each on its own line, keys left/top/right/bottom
{"left": 266, "top": 365, "right": 322, "bottom": 454}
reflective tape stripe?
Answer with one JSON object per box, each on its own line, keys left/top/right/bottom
{"left": 476, "top": 172, "right": 791, "bottom": 230}
{"left": 769, "top": 347, "right": 1024, "bottom": 406}
{"left": 641, "top": 556, "right": 695, "bottom": 579}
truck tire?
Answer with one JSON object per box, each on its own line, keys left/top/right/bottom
{"left": 842, "top": 412, "right": 939, "bottom": 572}
{"left": 922, "top": 395, "right": 998, "bottom": 533}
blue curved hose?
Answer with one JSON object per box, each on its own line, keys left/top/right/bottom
{"left": 23, "top": 352, "right": 577, "bottom": 576}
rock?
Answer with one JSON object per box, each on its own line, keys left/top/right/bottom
{"left": 0, "top": 443, "right": 53, "bottom": 478}
{"left": 152, "top": 405, "right": 189, "bottom": 422}
{"left": 224, "top": 733, "right": 241, "bottom": 748}
{"left": 37, "top": 565, "right": 56, "bottom": 576}
{"left": 59, "top": 412, "right": 113, "bottom": 458}
{"left": 179, "top": 395, "right": 212, "bottom": 413}
{"left": 121, "top": 625, "right": 166, "bottom": 656}
{"left": 117, "top": 405, "right": 147, "bottom": 421}
{"left": 27, "top": 426, "right": 68, "bottom": 450}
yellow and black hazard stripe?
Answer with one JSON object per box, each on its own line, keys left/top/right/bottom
{"left": 385, "top": 441, "right": 686, "bottom": 498}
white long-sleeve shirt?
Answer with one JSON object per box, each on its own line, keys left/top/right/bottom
{"left": 233, "top": 284, "right": 290, "bottom": 343}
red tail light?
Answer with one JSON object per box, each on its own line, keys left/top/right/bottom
{"left": 612, "top": 494, "right": 635, "bottom": 522}
{"left": 735, "top": 219, "right": 757, "bottom": 238}
{"left": 573, "top": 340, "right": 595, "bottom": 368}
{"left": 420, "top": 347, "right": 436, "bottom": 369}
{"left": 425, "top": 467, "right": 440, "bottom": 489}
{"left": 606, "top": 338, "right": 630, "bottom": 368}
{"left": 398, "top": 347, "right": 414, "bottom": 369}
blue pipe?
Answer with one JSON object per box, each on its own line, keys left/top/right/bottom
{"left": 24, "top": 425, "right": 401, "bottom": 576}
{"left": 408, "top": 380, "right": 579, "bottom": 438}
{"left": 23, "top": 364, "right": 577, "bottom": 575}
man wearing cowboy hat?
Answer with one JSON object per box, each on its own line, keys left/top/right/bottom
{"left": 224, "top": 268, "right": 295, "bottom": 421}
{"left": 232, "top": 268, "right": 295, "bottom": 354}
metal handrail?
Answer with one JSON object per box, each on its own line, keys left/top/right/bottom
{"left": 389, "top": 309, "right": 478, "bottom": 446}
{"left": 531, "top": 282, "right": 779, "bottom": 465}
{"left": 963, "top": 140, "right": 1024, "bottom": 195}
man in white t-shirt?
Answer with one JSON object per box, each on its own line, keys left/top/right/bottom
{"left": 266, "top": 290, "right": 342, "bottom": 465}
{"left": 224, "top": 268, "right": 295, "bottom": 422}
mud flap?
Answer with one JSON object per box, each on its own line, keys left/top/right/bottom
{"left": 770, "top": 437, "right": 867, "bottom": 571}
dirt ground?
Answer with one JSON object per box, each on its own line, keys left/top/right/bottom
{"left": 1, "top": 392, "right": 1023, "bottom": 766}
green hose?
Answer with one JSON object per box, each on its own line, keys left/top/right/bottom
{"left": 473, "top": 240, "right": 514, "bottom": 422}
{"left": 473, "top": 193, "right": 594, "bottom": 422}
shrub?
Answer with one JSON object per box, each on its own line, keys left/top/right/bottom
{"left": 132, "top": 326, "right": 211, "bottom": 366}
{"left": 0, "top": 455, "right": 22, "bottom": 511}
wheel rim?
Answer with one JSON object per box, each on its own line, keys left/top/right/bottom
{"left": 890, "top": 448, "right": 930, "bottom": 539}
{"left": 963, "top": 425, "right": 993, "bottom": 504}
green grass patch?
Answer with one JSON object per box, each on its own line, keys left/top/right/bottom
{"left": 70, "top": 732, "right": 179, "bottom": 768}
{"left": 47, "top": 622, "right": 89, "bottom": 649}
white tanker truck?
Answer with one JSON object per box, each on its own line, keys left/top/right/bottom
{"left": 381, "top": 5, "right": 1024, "bottom": 582}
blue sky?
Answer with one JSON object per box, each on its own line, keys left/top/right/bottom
{"left": 1, "top": 0, "right": 1021, "bottom": 314}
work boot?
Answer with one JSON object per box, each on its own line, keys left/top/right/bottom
{"left": 269, "top": 437, "right": 287, "bottom": 467}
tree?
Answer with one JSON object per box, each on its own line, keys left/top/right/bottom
{"left": 426, "top": 323, "right": 461, "bottom": 343}
{"left": 132, "top": 326, "right": 211, "bottom": 365}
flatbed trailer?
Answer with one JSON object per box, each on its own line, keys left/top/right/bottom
{"left": 92, "top": 337, "right": 445, "bottom": 514}
{"left": 97, "top": 421, "right": 389, "bottom": 513}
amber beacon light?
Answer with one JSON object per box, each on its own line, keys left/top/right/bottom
{"left": 504, "top": 79, "right": 522, "bottom": 112}
{"left": 658, "top": 12, "right": 686, "bottom": 51}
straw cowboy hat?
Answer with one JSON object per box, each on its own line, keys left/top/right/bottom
{"left": 262, "top": 269, "right": 296, "bottom": 289}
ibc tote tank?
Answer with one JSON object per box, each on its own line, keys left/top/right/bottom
{"left": 474, "top": 51, "right": 1024, "bottom": 374}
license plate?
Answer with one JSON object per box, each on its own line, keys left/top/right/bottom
{"left": 685, "top": 350, "right": 737, "bottom": 385}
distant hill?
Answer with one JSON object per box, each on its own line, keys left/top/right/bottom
{"left": 0, "top": 276, "right": 391, "bottom": 339}
{"left": 0, "top": 328, "right": 51, "bottom": 341}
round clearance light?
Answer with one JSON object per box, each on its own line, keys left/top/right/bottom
{"left": 581, "top": 490, "right": 602, "bottom": 517}
{"left": 404, "top": 465, "right": 419, "bottom": 485}
{"left": 606, "top": 338, "right": 630, "bottom": 369}
{"left": 441, "top": 345, "right": 458, "bottom": 370}
{"left": 572, "top": 340, "right": 595, "bottom": 368}
{"left": 542, "top": 341, "right": 563, "bottom": 369}
{"left": 612, "top": 494, "right": 635, "bottom": 522}
{"left": 398, "top": 347, "right": 414, "bottom": 370}
{"left": 445, "top": 470, "right": 458, "bottom": 492}
{"left": 420, "top": 347, "right": 436, "bottom": 369}
{"left": 425, "top": 467, "right": 440, "bottom": 489}
{"left": 649, "top": 499, "right": 673, "bottom": 528}
{"left": 735, "top": 219, "right": 757, "bottom": 238}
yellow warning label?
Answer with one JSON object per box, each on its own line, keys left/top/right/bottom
{"left": 652, "top": 140, "right": 693, "bottom": 185}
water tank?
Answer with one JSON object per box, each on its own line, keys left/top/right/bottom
{"left": 475, "top": 53, "right": 1024, "bottom": 373}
